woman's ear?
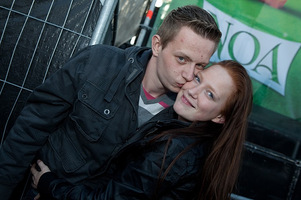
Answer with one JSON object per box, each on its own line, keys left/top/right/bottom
{"left": 152, "top": 34, "right": 162, "bottom": 57}
{"left": 211, "top": 114, "right": 225, "bottom": 124}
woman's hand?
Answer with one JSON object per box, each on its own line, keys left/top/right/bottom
{"left": 31, "top": 160, "right": 51, "bottom": 189}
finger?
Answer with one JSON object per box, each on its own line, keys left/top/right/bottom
{"left": 31, "top": 181, "right": 37, "bottom": 189}
{"left": 37, "top": 160, "right": 50, "bottom": 173}
{"left": 30, "top": 163, "right": 37, "bottom": 174}
{"left": 37, "top": 160, "right": 45, "bottom": 170}
{"left": 31, "top": 174, "right": 38, "bottom": 189}
{"left": 34, "top": 193, "right": 40, "bottom": 200}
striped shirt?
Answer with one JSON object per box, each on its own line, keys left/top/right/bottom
{"left": 138, "top": 85, "right": 175, "bottom": 126}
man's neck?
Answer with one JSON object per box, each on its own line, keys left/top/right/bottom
{"left": 142, "top": 57, "right": 167, "bottom": 98}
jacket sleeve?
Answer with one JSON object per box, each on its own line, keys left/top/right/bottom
{"left": 38, "top": 137, "right": 203, "bottom": 200}
{"left": 0, "top": 47, "right": 90, "bottom": 199}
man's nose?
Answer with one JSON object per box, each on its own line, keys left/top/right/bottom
{"left": 182, "top": 64, "right": 195, "bottom": 81}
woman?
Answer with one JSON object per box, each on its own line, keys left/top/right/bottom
{"left": 31, "top": 60, "right": 253, "bottom": 200}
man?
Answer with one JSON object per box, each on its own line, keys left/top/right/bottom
{"left": 0, "top": 5, "right": 221, "bottom": 199}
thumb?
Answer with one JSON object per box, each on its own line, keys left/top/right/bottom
{"left": 37, "top": 160, "right": 51, "bottom": 173}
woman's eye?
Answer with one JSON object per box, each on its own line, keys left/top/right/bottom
{"left": 196, "top": 64, "right": 205, "bottom": 70}
{"left": 195, "top": 75, "right": 200, "bottom": 83}
{"left": 207, "top": 91, "right": 214, "bottom": 99}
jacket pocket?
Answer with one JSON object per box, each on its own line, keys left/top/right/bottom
{"left": 47, "top": 129, "right": 86, "bottom": 173}
{"left": 70, "top": 81, "right": 120, "bottom": 142}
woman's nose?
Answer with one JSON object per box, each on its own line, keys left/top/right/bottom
{"left": 187, "top": 84, "right": 200, "bottom": 99}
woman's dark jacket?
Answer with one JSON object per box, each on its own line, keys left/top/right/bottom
{"left": 0, "top": 44, "right": 175, "bottom": 199}
{"left": 37, "top": 119, "right": 211, "bottom": 200}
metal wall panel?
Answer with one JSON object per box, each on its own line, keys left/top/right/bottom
{"left": 0, "top": 0, "right": 101, "bottom": 145}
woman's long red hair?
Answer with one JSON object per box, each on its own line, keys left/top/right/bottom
{"left": 198, "top": 60, "right": 253, "bottom": 200}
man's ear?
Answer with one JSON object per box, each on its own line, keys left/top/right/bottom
{"left": 152, "top": 34, "right": 162, "bottom": 57}
{"left": 211, "top": 114, "right": 225, "bottom": 124}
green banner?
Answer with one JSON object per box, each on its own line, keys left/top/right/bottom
{"left": 150, "top": 0, "right": 301, "bottom": 122}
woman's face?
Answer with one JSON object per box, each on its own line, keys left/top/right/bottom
{"left": 173, "top": 64, "right": 235, "bottom": 123}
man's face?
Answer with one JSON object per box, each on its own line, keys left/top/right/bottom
{"left": 154, "top": 26, "right": 216, "bottom": 94}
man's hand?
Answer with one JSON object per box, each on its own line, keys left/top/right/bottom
{"left": 30, "top": 160, "right": 51, "bottom": 189}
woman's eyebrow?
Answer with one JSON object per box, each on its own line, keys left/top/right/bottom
{"left": 199, "top": 71, "right": 220, "bottom": 100}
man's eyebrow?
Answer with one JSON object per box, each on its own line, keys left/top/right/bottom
{"left": 177, "top": 52, "right": 191, "bottom": 61}
{"left": 176, "top": 52, "right": 208, "bottom": 66}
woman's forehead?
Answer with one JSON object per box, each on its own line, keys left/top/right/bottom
{"left": 202, "top": 65, "right": 235, "bottom": 96}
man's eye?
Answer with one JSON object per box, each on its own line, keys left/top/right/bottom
{"left": 178, "top": 57, "right": 185, "bottom": 63}
{"left": 195, "top": 75, "right": 200, "bottom": 83}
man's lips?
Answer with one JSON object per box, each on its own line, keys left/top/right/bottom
{"left": 181, "top": 95, "right": 194, "bottom": 107}
{"left": 177, "top": 83, "right": 184, "bottom": 88}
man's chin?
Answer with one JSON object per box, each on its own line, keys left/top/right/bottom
{"left": 170, "top": 87, "right": 181, "bottom": 93}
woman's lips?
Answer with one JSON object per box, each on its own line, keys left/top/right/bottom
{"left": 181, "top": 95, "right": 194, "bottom": 107}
